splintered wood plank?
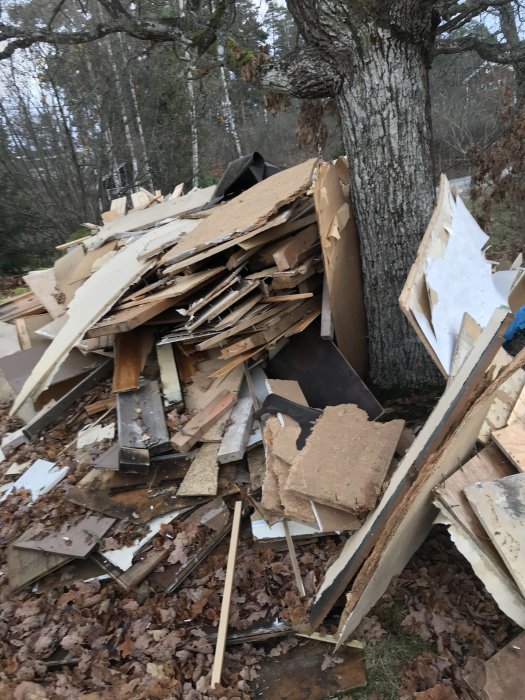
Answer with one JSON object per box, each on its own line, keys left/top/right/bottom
{"left": 286, "top": 405, "right": 404, "bottom": 516}
{"left": 272, "top": 223, "right": 320, "bottom": 271}
{"left": 492, "top": 423, "right": 525, "bottom": 472}
{"left": 14, "top": 515, "right": 116, "bottom": 557}
{"left": 156, "top": 343, "right": 182, "bottom": 403}
{"left": 237, "top": 212, "right": 317, "bottom": 251}
{"left": 112, "top": 328, "right": 154, "bottom": 393}
{"left": 217, "top": 397, "right": 254, "bottom": 464}
{"left": 87, "top": 297, "right": 178, "bottom": 338}
{"left": 177, "top": 443, "right": 220, "bottom": 497}
{"left": 464, "top": 473, "right": 525, "bottom": 597}
{"left": 449, "top": 312, "right": 482, "bottom": 382}
{"left": 252, "top": 639, "right": 366, "bottom": 700}
{"left": 171, "top": 390, "right": 236, "bottom": 452}
{"left": 211, "top": 501, "right": 243, "bottom": 689}
{"left": 265, "top": 292, "right": 313, "bottom": 303}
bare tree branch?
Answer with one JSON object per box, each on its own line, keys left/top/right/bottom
{"left": 437, "top": 0, "right": 512, "bottom": 34}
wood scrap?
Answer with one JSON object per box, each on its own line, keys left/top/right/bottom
{"left": 217, "top": 396, "right": 254, "bottom": 464}
{"left": 171, "top": 390, "right": 237, "bottom": 452}
{"left": 492, "top": 422, "right": 525, "bottom": 471}
{"left": 463, "top": 631, "right": 525, "bottom": 700}
{"left": 177, "top": 443, "right": 220, "bottom": 497}
{"left": 112, "top": 327, "right": 154, "bottom": 393}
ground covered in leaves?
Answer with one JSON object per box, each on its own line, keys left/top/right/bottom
{"left": 0, "top": 393, "right": 518, "bottom": 699}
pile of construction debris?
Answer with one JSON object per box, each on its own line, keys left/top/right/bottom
{"left": 0, "top": 156, "right": 524, "bottom": 699}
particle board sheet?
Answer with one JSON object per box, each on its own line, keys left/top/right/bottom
{"left": 267, "top": 320, "right": 382, "bottom": 418}
{"left": 10, "top": 224, "right": 180, "bottom": 416}
{"left": 463, "top": 631, "right": 525, "bottom": 700}
{"left": 399, "top": 174, "right": 518, "bottom": 375}
{"left": 177, "top": 443, "right": 220, "bottom": 497}
{"left": 252, "top": 639, "right": 366, "bottom": 700}
{"left": 285, "top": 405, "right": 404, "bottom": 516}
{"left": 23, "top": 268, "right": 66, "bottom": 319}
{"left": 160, "top": 158, "right": 317, "bottom": 266}
{"left": 14, "top": 515, "right": 116, "bottom": 557}
{"left": 314, "top": 159, "right": 367, "bottom": 377}
{"left": 464, "top": 472, "right": 525, "bottom": 597}
{"left": 491, "top": 423, "right": 525, "bottom": 472}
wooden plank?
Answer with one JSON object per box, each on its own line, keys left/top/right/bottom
{"left": 23, "top": 359, "right": 113, "bottom": 439}
{"left": 112, "top": 328, "right": 154, "bottom": 393}
{"left": 110, "top": 196, "right": 127, "bottom": 216}
{"left": 23, "top": 268, "right": 65, "bottom": 319}
{"left": 265, "top": 293, "right": 313, "bottom": 303}
{"left": 272, "top": 223, "right": 319, "bottom": 271}
{"left": 478, "top": 348, "right": 525, "bottom": 443}
{"left": 185, "top": 281, "right": 259, "bottom": 332}
{"left": 117, "top": 379, "right": 170, "bottom": 471}
{"left": 217, "top": 397, "right": 254, "bottom": 464}
{"left": 11, "top": 224, "right": 181, "bottom": 416}
{"left": 177, "top": 443, "right": 220, "bottom": 497}
{"left": 14, "top": 313, "right": 52, "bottom": 350}
{"left": 0, "top": 291, "right": 44, "bottom": 323}
{"left": 314, "top": 159, "right": 367, "bottom": 377}
{"left": 283, "top": 520, "right": 306, "bottom": 596}
{"left": 464, "top": 472, "right": 525, "bottom": 596}
{"left": 171, "top": 390, "right": 236, "bottom": 452}
{"left": 211, "top": 501, "right": 243, "bottom": 689}
{"left": 508, "top": 384, "right": 525, "bottom": 426}
{"left": 464, "top": 632, "right": 525, "bottom": 700}
{"left": 307, "top": 308, "right": 512, "bottom": 636}
{"left": 87, "top": 297, "right": 178, "bottom": 338}
{"left": 116, "top": 547, "right": 171, "bottom": 591}
{"left": 14, "top": 317, "right": 32, "bottom": 350}
{"left": 85, "top": 396, "right": 117, "bottom": 417}
{"left": 237, "top": 212, "right": 318, "bottom": 251}
{"left": 161, "top": 160, "right": 317, "bottom": 268}
{"left": 286, "top": 405, "right": 404, "bottom": 515}
{"left": 271, "top": 260, "right": 318, "bottom": 290}
{"left": 492, "top": 423, "right": 525, "bottom": 472}
{"left": 156, "top": 343, "right": 182, "bottom": 403}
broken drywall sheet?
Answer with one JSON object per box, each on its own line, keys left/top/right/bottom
{"left": 0, "top": 459, "right": 69, "bottom": 502}
{"left": 77, "top": 423, "right": 116, "bottom": 450}
{"left": 0, "top": 321, "right": 21, "bottom": 359}
{"left": 411, "top": 188, "right": 518, "bottom": 373}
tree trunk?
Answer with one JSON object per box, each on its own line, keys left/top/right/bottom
{"left": 336, "top": 31, "right": 438, "bottom": 388}
{"left": 263, "top": 2, "right": 442, "bottom": 389}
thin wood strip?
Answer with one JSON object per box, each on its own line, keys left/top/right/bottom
{"left": 211, "top": 501, "right": 243, "bottom": 688}
{"left": 283, "top": 520, "right": 306, "bottom": 597}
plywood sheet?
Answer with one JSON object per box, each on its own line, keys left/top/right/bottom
{"left": 464, "top": 473, "right": 525, "bottom": 596}
{"left": 7, "top": 536, "right": 72, "bottom": 592}
{"left": 492, "top": 423, "right": 525, "bottom": 472}
{"left": 286, "top": 405, "right": 403, "bottom": 515}
{"left": 160, "top": 159, "right": 316, "bottom": 265}
{"left": 177, "top": 443, "right": 219, "bottom": 497}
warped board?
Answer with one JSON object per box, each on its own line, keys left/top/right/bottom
{"left": 160, "top": 159, "right": 317, "bottom": 266}
{"left": 10, "top": 223, "right": 195, "bottom": 416}
{"left": 464, "top": 473, "right": 525, "bottom": 597}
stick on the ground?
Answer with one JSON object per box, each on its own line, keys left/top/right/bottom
{"left": 211, "top": 501, "right": 243, "bottom": 688}
{"left": 283, "top": 519, "right": 306, "bottom": 597}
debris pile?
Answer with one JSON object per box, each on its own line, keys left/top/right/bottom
{"left": 0, "top": 156, "right": 524, "bottom": 698}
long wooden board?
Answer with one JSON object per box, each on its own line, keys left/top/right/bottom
{"left": 491, "top": 422, "right": 525, "bottom": 472}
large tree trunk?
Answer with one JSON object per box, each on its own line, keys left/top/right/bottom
{"left": 263, "top": 2, "right": 442, "bottom": 388}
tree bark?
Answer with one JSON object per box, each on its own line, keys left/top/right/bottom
{"left": 262, "top": 1, "right": 442, "bottom": 389}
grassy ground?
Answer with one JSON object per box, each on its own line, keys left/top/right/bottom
{"left": 343, "top": 604, "right": 431, "bottom": 700}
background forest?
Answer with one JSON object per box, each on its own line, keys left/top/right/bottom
{"left": 0, "top": 0, "right": 515, "bottom": 273}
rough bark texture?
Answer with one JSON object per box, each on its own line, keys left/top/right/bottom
{"left": 262, "top": 0, "right": 443, "bottom": 388}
